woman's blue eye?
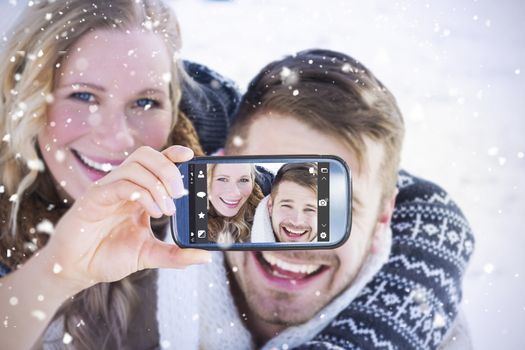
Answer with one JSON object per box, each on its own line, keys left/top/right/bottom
{"left": 135, "top": 98, "right": 159, "bottom": 109}
{"left": 239, "top": 178, "right": 250, "bottom": 183}
{"left": 71, "top": 92, "right": 95, "bottom": 103}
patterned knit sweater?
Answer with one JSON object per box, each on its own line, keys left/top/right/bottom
{"left": 296, "top": 170, "right": 475, "bottom": 350}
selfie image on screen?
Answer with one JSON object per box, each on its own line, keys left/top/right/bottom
{"left": 187, "top": 161, "right": 330, "bottom": 245}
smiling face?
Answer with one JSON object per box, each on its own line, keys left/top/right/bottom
{"left": 208, "top": 164, "right": 255, "bottom": 217}
{"left": 268, "top": 181, "right": 318, "bottom": 242}
{"left": 37, "top": 29, "right": 173, "bottom": 200}
{"left": 226, "top": 115, "right": 394, "bottom": 336}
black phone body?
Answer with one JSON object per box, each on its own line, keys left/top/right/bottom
{"left": 170, "top": 155, "right": 351, "bottom": 250}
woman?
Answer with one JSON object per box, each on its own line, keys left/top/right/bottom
{"left": 206, "top": 163, "right": 263, "bottom": 243}
{"left": 0, "top": 1, "right": 235, "bottom": 348}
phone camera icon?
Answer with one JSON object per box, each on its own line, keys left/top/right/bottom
{"left": 318, "top": 199, "right": 328, "bottom": 206}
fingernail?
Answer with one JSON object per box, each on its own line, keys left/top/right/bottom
{"left": 165, "top": 197, "right": 176, "bottom": 214}
{"left": 171, "top": 179, "right": 185, "bottom": 197}
{"left": 151, "top": 203, "right": 163, "bottom": 217}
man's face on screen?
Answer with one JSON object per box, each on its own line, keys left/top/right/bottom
{"left": 268, "top": 181, "right": 317, "bottom": 242}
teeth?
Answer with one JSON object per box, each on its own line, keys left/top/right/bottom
{"left": 222, "top": 198, "right": 240, "bottom": 205}
{"left": 77, "top": 152, "right": 114, "bottom": 172}
{"left": 284, "top": 226, "right": 307, "bottom": 235}
{"left": 261, "top": 252, "right": 321, "bottom": 275}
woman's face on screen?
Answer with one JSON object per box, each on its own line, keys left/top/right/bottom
{"left": 209, "top": 164, "right": 254, "bottom": 217}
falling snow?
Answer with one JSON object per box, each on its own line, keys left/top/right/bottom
{"left": 31, "top": 310, "right": 46, "bottom": 321}
{"left": 62, "top": 332, "right": 73, "bottom": 344}
{"left": 52, "top": 263, "right": 63, "bottom": 274}
{"left": 36, "top": 219, "right": 55, "bottom": 235}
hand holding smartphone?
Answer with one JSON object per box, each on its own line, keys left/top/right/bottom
{"left": 170, "top": 155, "right": 352, "bottom": 250}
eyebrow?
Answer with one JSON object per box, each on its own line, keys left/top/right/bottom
{"left": 278, "top": 199, "right": 316, "bottom": 208}
{"left": 58, "top": 82, "right": 106, "bottom": 91}
{"left": 57, "top": 84, "right": 167, "bottom": 97}
{"left": 136, "top": 88, "right": 168, "bottom": 97}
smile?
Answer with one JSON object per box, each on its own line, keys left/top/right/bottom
{"left": 72, "top": 149, "right": 120, "bottom": 173}
{"left": 220, "top": 197, "right": 241, "bottom": 208}
{"left": 282, "top": 225, "right": 308, "bottom": 236}
{"left": 256, "top": 251, "right": 326, "bottom": 281}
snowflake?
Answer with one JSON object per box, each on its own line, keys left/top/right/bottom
{"left": 53, "top": 263, "right": 63, "bottom": 274}
{"left": 36, "top": 219, "right": 55, "bottom": 235}
{"left": 31, "top": 310, "right": 46, "bottom": 321}
{"left": 62, "top": 332, "right": 73, "bottom": 344}
{"left": 433, "top": 313, "right": 446, "bottom": 328}
{"left": 232, "top": 135, "right": 244, "bottom": 147}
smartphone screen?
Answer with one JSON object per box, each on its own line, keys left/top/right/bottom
{"left": 171, "top": 155, "right": 351, "bottom": 250}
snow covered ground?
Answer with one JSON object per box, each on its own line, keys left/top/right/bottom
{"left": 2, "top": 0, "right": 524, "bottom": 348}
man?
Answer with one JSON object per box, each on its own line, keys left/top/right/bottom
{"left": 158, "top": 49, "right": 473, "bottom": 349}
{"left": 252, "top": 163, "right": 319, "bottom": 243}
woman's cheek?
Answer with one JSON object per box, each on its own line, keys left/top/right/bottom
{"left": 45, "top": 102, "right": 91, "bottom": 146}
{"left": 240, "top": 183, "right": 254, "bottom": 198}
{"left": 131, "top": 112, "right": 172, "bottom": 149}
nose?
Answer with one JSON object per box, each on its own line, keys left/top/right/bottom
{"left": 288, "top": 210, "right": 301, "bottom": 225}
{"left": 93, "top": 108, "right": 135, "bottom": 153}
{"left": 225, "top": 183, "right": 242, "bottom": 197}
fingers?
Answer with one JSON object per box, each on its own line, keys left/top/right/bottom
{"left": 100, "top": 162, "right": 176, "bottom": 216}
{"left": 138, "top": 239, "right": 211, "bottom": 270}
{"left": 95, "top": 145, "right": 193, "bottom": 216}
{"left": 85, "top": 180, "right": 165, "bottom": 219}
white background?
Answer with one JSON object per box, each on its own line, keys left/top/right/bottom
{"left": 1, "top": 0, "right": 524, "bottom": 348}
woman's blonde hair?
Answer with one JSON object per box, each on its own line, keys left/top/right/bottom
{"left": 206, "top": 163, "right": 263, "bottom": 243}
{"left": 0, "top": 0, "right": 203, "bottom": 348}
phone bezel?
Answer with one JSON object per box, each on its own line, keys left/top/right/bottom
{"left": 170, "top": 154, "right": 352, "bottom": 250}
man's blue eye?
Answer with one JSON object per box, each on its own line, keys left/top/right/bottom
{"left": 136, "top": 98, "right": 159, "bottom": 109}
{"left": 71, "top": 92, "right": 95, "bottom": 102}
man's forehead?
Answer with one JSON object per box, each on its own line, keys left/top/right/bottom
{"left": 275, "top": 181, "right": 316, "bottom": 198}
{"left": 239, "top": 114, "right": 384, "bottom": 203}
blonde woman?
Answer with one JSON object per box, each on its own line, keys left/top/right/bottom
{"left": 207, "top": 163, "right": 264, "bottom": 243}
{"left": 0, "top": 1, "right": 238, "bottom": 348}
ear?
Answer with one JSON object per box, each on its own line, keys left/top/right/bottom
{"left": 267, "top": 196, "right": 273, "bottom": 215}
{"left": 370, "top": 188, "right": 398, "bottom": 254}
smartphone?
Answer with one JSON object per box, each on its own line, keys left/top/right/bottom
{"left": 170, "top": 155, "right": 351, "bottom": 250}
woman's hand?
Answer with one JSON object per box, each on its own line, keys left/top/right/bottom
{"left": 42, "top": 145, "right": 210, "bottom": 293}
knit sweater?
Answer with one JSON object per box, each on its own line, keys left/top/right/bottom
{"left": 294, "top": 170, "right": 475, "bottom": 350}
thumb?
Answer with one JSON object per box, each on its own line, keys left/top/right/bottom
{"left": 138, "top": 239, "right": 211, "bottom": 270}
